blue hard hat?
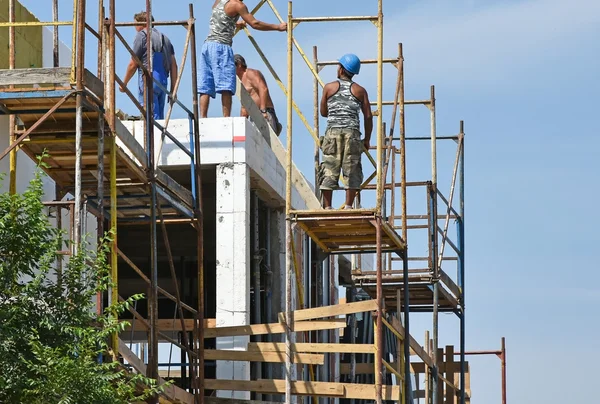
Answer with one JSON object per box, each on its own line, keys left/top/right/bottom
{"left": 338, "top": 53, "right": 361, "bottom": 75}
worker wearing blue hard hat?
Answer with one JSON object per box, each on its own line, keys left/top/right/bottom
{"left": 318, "top": 53, "right": 373, "bottom": 209}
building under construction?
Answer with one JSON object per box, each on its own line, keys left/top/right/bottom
{"left": 0, "top": 0, "right": 508, "bottom": 403}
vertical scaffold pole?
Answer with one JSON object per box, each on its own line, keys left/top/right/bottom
{"left": 53, "top": 0, "right": 59, "bottom": 67}
{"left": 375, "top": 0, "right": 384, "bottom": 213}
{"left": 285, "top": 3, "right": 293, "bottom": 404}
{"left": 8, "top": 0, "right": 16, "bottom": 195}
{"left": 108, "top": 0, "right": 118, "bottom": 356}
{"left": 501, "top": 337, "right": 507, "bottom": 404}
{"left": 375, "top": 217, "right": 383, "bottom": 404}
{"left": 74, "top": 0, "right": 86, "bottom": 251}
{"left": 458, "top": 121, "right": 466, "bottom": 404}
{"left": 313, "top": 46, "right": 320, "bottom": 202}
{"left": 189, "top": 4, "right": 204, "bottom": 401}
{"left": 145, "top": 0, "right": 159, "bottom": 388}
{"left": 430, "top": 85, "right": 439, "bottom": 403}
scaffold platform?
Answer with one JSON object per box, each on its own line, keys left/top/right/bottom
{"left": 0, "top": 68, "right": 194, "bottom": 221}
{"left": 290, "top": 209, "right": 406, "bottom": 256}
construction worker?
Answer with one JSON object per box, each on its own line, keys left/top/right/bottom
{"left": 199, "top": 0, "right": 287, "bottom": 118}
{"left": 120, "top": 11, "right": 177, "bottom": 120}
{"left": 234, "top": 54, "right": 283, "bottom": 135}
{"left": 319, "top": 54, "right": 373, "bottom": 209}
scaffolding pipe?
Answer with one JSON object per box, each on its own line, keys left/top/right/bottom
{"left": 8, "top": 0, "right": 16, "bottom": 195}
{"left": 74, "top": 0, "right": 86, "bottom": 251}
{"left": 188, "top": 4, "right": 204, "bottom": 396}
{"left": 430, "top": 84, "right": 440, "bottom": 403}
{"left": 285, "top": 4, "right": 293, "bottom": 403}
{"left": 313, "top": 46, "right": 320, "bottom": 202}
{"left": 501, "top": 337, "right": 507, "bottom": 404}
{"left": 108, "top": 0, "right": 118, "bottom": 356}
{"left": 375, "top": 0, "right": 384, "bottom": 214}
{"left": 374, "top": 217, "right": 383, "bottom": 404}
{"left": 53, "top": 0, "right": 59, "bottom": 67}
{"left": 144, "top": 0, "right": 159, "bottom": 388}
{"left": 251, "top": 193, "right": 262, "bottom": 399}
{"left": 96, "top": 0, "right": 103, "bottom": 76}
{"left": 459, "top": 121, "right": 466, "bottom": 404}
{"left": 425, "top": 331, "right": 430, "bottom": 403}
{"left": 399, "top": 48, "right": 407, "bottom": 243}
{"left": 96, "top": 112, "right": 105, "bottom": 316}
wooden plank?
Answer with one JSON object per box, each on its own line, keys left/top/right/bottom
{"left": 205, "top": 398, "right": 281, "bottom": 404}
{"left": 235, "top": 81, "right": 320, "bottom": 210}
{"left": 445, "top": 345, "right": 456, "bottom": 404}
{"left": 388, "top": 315, "right": 435, "bottom": 368}
{"left": 204, "top": 349, "right": 324, "bottom": 365}
{"left": 203, "top": 379, "right": 401, "bottom": 400}
{"left": 118, "top": 339, "right": 194, "bottom": 404}
{"left": 205, "top": 379, "right": 343, "bottom": 397}
{"left": 83, "top": 69, "right": 104, "bottom": 99}
{"left": 115, "top": 118, "right": 147, "bottom": 167}
{"left": 204, "top": 319, "right": 346, "bottom": 339}
{"left": 437, "top": 281, "right": 460, "bottom": 308}
{"left": 248, "top": 342, "right": 375, "bottom": 354}
{"left": 121, "top": 318, "right": 216, "bottom": 332}
{"left": 439, "top": 269, "right": 461, "bottom": 299}
{"left": 156, "top": 169, "right": 194, "bottom": 208}
{"left": 0, "top": 67, "right": 71, "bottom": 86}
{"left": 279, "top": 299, "right": 377, "bottom": 322}
{"left": 339, "top": 361, "right": 468, "bottom": 375}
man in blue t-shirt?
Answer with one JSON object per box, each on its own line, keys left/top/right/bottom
{"left": 121, "top": 11, "right": 177, "bottom": 120}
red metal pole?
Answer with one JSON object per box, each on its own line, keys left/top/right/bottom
{"left": 501, "top": 337, "right": 507, "bottom": 404}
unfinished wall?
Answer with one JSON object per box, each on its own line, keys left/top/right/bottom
{"left": 0, "top": 0, "right": 43, "bottom": 69}
{"left": 215, "top": 162, "right": 251, "bottom": 399}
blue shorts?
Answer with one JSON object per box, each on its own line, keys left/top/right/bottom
{"left": 198, "top": 41, "right": 236, "bottom": 98}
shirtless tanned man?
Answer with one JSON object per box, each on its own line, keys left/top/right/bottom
{"left": 319, "top": 54, "right": 372, "bottom": 210}
{"left": 199, "top": 0, "right": 287, "bottom": 118}
{"left": 235, "top": 54, "right": 282, "bottom": 135}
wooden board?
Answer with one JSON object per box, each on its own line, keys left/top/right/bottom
{"left": 339, "top": 361, "right": 469, "bottom": 375}
{"left": 118, "top": 339, "right": 194, "bottom": 404}
{"left": 121, "top": 318, "right": 216, "bottom": 332}
{"left": 0, "top": 67, "right": 71, "bottom": 86}
{"left": 205, "top": 399, "right": 281, "bottom": 404}
{"left": 204, "top": 320, "right": 346, "bottom": 339}
{"left": 387, "top": 315, "right": 435, "bottom": 368}
{"left": 278, "top": 299, "right": 377, "bottom": 322}
{"left": 204, "top": 379, "right": 402, "bottom": 400}
{"left": 248, "top": 342, "right": 375, "bottom": 354}
{"left": 204, "top": 349, "right": 324, "bottom": 365}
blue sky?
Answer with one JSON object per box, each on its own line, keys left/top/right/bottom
{"left": 20, "top": 0, "right": 600, "bottom": 402}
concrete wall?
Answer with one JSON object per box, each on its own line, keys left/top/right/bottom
{"left": 214, "top": 162, "right": 251, "bottom": 399}
{"left": 122, "top": 117, "right": 310, "bottom": 210}
{"left": 0, "top": 13, "right": 70, "bottom": 197}
{"left": 0, "top": 0, "right": 43, "bottom": 69}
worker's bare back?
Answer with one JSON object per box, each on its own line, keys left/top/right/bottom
{"left": 240, "top": 68, "right": 275, "bottom": 109}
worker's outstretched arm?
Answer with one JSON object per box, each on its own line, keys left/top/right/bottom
{"left": 360, "top": 88, "right": 373, "bottom": 150}
{"left": 121, "top": 59, "right": 138, "bottom": 92}
{"left": 236, "top": 3, "right": 287, "bottom": 31}
{"left": 170, "top": 56, "right": 178, "bottom": 97}
{"left": 320, "top": 84, "right": 331, "bottom": 117}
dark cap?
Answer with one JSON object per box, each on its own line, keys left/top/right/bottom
{"left": 234, "top": 54, "right": 247, "bottom": 68}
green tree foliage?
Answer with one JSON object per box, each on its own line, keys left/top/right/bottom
{"left": 0, "top": 167, "right": 165, "bottom": 403}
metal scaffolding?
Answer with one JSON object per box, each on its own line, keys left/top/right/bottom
{"left": 0, "top": 0, "right": 512, "bottom": 403}
{"left": 0, "top": 1, "right": 204, "bottom": 402}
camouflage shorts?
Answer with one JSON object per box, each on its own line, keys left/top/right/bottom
{"left": 318, "top": 127, "right": 363, "bottom": 190}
